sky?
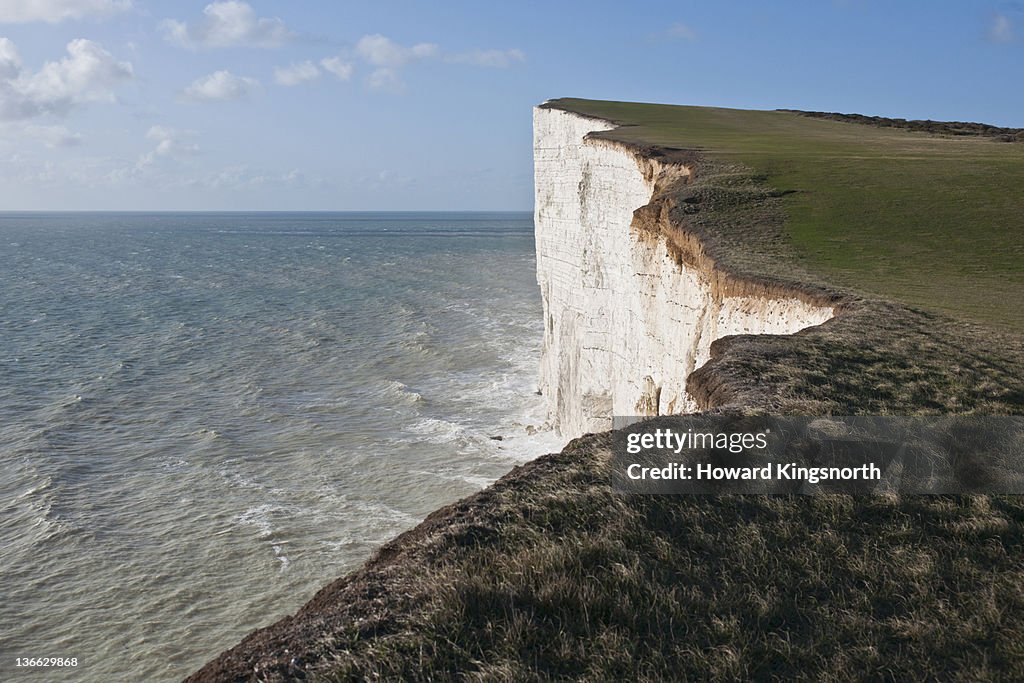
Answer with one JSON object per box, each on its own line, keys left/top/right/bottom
{"left": 0, "top": 0, "right": 1020, "bottom": 211}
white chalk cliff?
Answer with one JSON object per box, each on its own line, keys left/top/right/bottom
{"left": 533, "top": 105, "right": 835, "bottom": 439}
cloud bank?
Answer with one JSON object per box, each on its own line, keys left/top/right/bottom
{"left": 162, "top": 1, "right": 293, "bottom": 49}
{"left": 0, "top": 0, "right": 132, "bottom": 23}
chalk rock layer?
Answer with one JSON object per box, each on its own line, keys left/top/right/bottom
{"left": 533, "top": 106, "right": 834, "bottom": 438}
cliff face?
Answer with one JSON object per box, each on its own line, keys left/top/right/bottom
{"left": 533, "top": 106, "right": 835, "bottom": 438}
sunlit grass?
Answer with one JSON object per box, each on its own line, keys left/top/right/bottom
{"left": 549, "top": 99, "right": 1024, "bottom": 329}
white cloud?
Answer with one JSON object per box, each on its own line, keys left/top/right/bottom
{"left": 182, "top": 70, "right": 259, "bottom": 101}
{"left": 0, "top": 122, "right": 82, "bottom": 147}
{"left": 136, "top": 125, "right": 199, "bottom": 169}
{"left": 445, "top": 48, "right": 525, "bottom": 68}
{"left": 27, "top": 123, "right": 82, "bottom": 147}
{"left": 666, "top": 22, "right": 697, "bottom": 41}
{"left": 200, "top": 163, "right": 323, "bottom": 190}
{"left": 273, "top": 61, "right": 319, "bottom": 86}
{"left": 0, "top": 38, "right": 133, "bottom": 121}
{"left": 352, "top": 34, "right": 524, "bottom": 91}
{"left": 356, "top": 34, "right": 439, "bottom": 68}
{"left": 988, "top": 14, "right": 1015, "bottom": 43}
{"left": 0, "top": 37, "right": 21, "bottom": 79}
{"left": 367, "top": 67, "right": 402, "bottom": 92}
{"left": 320, "top": 56, "right": 353, "bottom": 81}
{"left": 0, "top": 0, "right": 132, "bottom": 23}
{"left": 147, "top": 125, "right": 199, "bottom": 156}
{"left": 161, "top": 1, "right": 293, "bottom": 49}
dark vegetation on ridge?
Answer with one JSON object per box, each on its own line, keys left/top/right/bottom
{"left": 188, "top": 100, "right": 1024, "bottom": 682}
{"left": 782, "top": 109, "right": 1024, "bottom": 142}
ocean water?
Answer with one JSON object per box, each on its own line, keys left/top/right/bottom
{"left": 0, "top": 212, "right": 563, "bottom": 682}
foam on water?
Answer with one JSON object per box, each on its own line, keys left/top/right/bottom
{"left": 0, "top": 212, "right": 561, "bottom": 682}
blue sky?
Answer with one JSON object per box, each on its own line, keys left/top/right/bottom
{"left": 0, "top": 0, "right": 1020, "bottom": 210}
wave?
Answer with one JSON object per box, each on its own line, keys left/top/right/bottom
{"left": 380, "top": 380, "right": 426, "bottom": 407}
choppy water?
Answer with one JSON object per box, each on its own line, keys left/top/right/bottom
{"left": 0, "top": 212, "right": 562, "bottom": 682}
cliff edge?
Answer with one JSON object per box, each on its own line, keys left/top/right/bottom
{"left": 534, "top": 105, "right": 835, "bottom": 437}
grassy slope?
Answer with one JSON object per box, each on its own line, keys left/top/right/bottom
{"left": 552, "top": 98, "right": 1024, "bottom": 330}
{"left": 187, "top": 101, "right": 1024, "bottom": 682}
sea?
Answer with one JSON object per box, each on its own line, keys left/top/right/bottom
{"left": 0, "top": 212, "right": 563, "bottom": 682}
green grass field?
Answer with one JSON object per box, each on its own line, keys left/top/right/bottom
{"left": 550, "top": 99, "right": 1024, "bottom": 330}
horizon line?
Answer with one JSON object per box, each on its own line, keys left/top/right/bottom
{"left": 0, "top": 209, "right": 536, "bottom": 214}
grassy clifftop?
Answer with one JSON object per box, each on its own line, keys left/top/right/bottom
{"left": 188, "top": 100, "right": 1024, "bottom": 682}
{"left": 548, "top": 98, "right": 1024, "bottom": 330}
